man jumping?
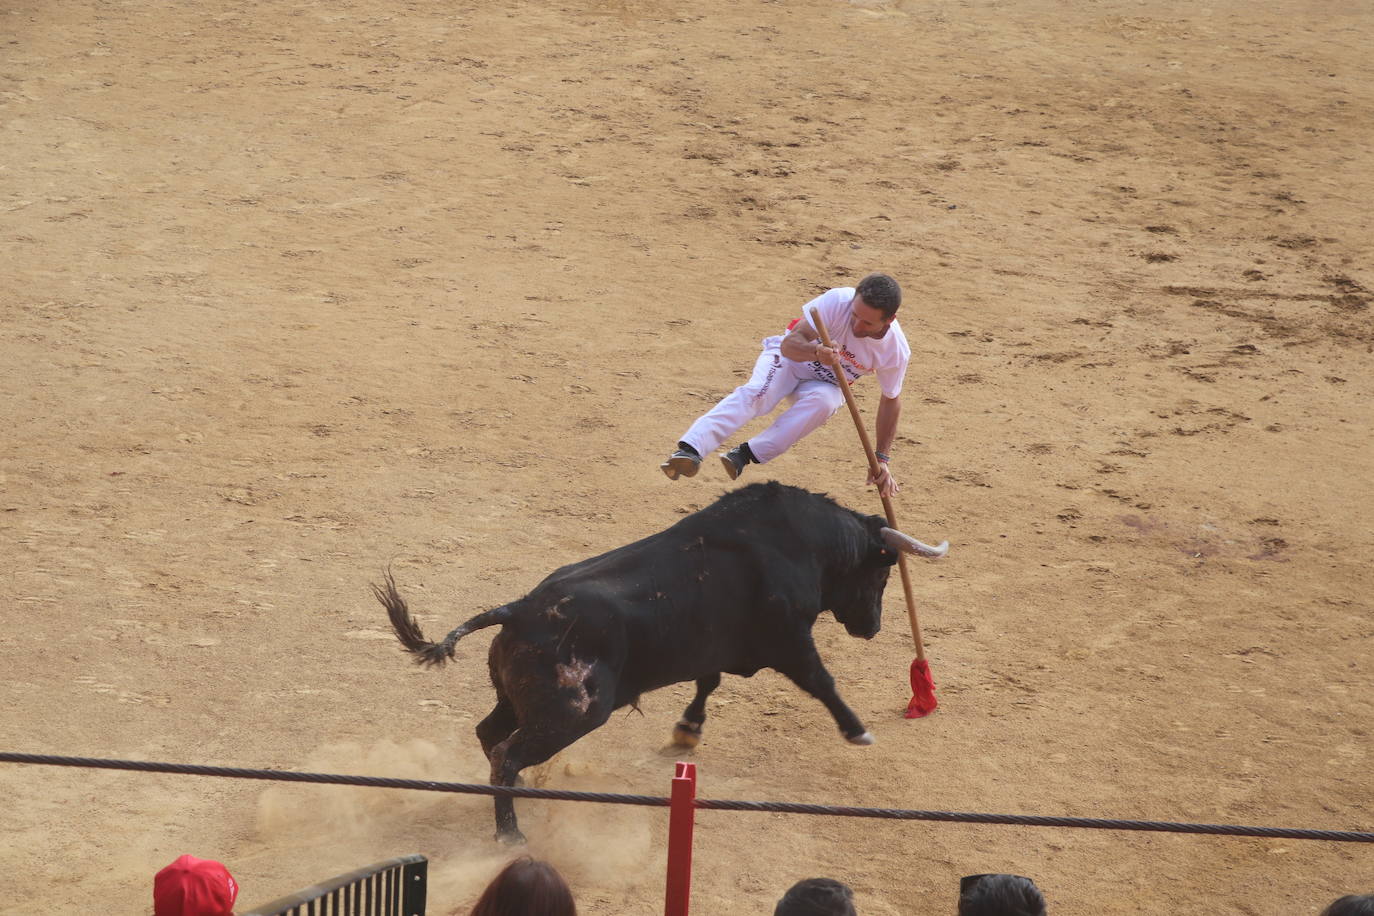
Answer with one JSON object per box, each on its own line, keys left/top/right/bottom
{"left": 661, "top": 273, "right": 909, "bottom": 498}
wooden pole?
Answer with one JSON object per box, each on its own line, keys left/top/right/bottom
{"left": 808, "top": 307, "right": 927, "bottom": 660}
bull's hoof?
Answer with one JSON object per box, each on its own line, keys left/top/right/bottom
{"left": 495, "top": 828, "right": 528, "bottom": 846}
{"left": 846, "top": 731, "right": 875, "bottom": 746}
{"left": 671, "top": 719, "right": 703, "bottom": 748}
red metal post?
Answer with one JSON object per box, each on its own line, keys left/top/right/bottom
{"left": 664, "top": 762, "right": 697, "bottom": 916}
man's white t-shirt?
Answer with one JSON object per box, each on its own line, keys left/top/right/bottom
{"left": 789, "top": 287, "right": 911, "bottom": 399}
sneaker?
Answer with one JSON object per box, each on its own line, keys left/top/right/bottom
{"left": 720, "top": 445, "right": 748, "bottom": 481}
{"left": 661, "top": 448, "right": 702, "bottom": 480}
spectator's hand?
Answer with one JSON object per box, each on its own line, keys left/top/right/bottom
{"left": 867, "top": 462, "right": 899, "bottom": 497}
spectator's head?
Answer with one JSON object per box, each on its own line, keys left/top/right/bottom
{"left": 1323, "top": 895, "right": 1374, "bottom": 916}
{"left": 774, "top": 877, "right": 857, "bottom": 916}
{"left": 470, "top": 856, "right": 576, "bottom": 916}
{"left": 153, "top": 855, "right": 238, "bottom": 916}
{"left": 958, "top": 873, "right": 1046, "bottom": 916}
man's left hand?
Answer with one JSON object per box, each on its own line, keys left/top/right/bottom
{"left": 867, "top": 462, "right": 900, "bottom": 497}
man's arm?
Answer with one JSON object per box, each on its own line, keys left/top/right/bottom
{"left": 875, "top": 394, "right": 901, "bottom": 456}
{"left": 868, "top": 395, "right": 902, "bottom": 497}
{"left": 781, "top": 322, "right": 838, "bottom": 367}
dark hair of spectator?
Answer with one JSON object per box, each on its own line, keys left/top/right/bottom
{"left": 774, "top": 877, "right": 858, "bottom": 916}
{"left": 855, "top": 273, "right": 902, "bottom": 318}
{"left": 470, "top": 857, "right": 576, "bottom": 916}
{"left": 1323, "top": 895, "right": 1374, "bottom": 916}
{"left": 958, "top": 873, "right": 1047, "bottom": 916}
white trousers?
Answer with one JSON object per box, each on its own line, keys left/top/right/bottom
{"left": 680, "top": 337, "right": 844, "bottom": 464}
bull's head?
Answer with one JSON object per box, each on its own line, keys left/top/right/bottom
{"left": 828, "top": 518, "right": 949, "bottom": 640}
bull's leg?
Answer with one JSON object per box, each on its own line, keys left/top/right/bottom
{"left": 486, "top": 673, "right": 617, "bottom": 843}
{"left": 488, "top": 730, "right": 533, "bottom": 844}
{"left": 775, "top": 649, "right": 873, "bottom": 745}
{"left": 475, "top": 698, "right": 517, "bottom": 760}
{"left": 672, "top": 672, "right": 721, "bottom": 748}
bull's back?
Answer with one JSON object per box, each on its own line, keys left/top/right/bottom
{"left": 530, "top": 531, "right": 788, "bottom": 692}
{"left": 517, "top": 486, "right": 838, "bottom": 695}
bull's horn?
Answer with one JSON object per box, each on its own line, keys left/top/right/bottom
{"left": 881, "top": 527, "right": 950, "bottom": 558}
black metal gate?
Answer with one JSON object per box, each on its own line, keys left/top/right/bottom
{"left": 239, "top": 854, "right": 427, "bottom": 916}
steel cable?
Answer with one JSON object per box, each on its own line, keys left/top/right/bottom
{"left": 3, "top": 752, "right": 1371, "bottom": 844}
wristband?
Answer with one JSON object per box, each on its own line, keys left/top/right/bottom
{"left": 875, "top": 452, "right": 890, "bottom": 463}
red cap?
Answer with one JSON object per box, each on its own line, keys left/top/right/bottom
{"left": 154, "top": 855, "right": 239, "bottom": 916}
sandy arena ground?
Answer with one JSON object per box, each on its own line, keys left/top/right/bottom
{"left": 3, "top": 0, "right": 1372, "bottom": 913}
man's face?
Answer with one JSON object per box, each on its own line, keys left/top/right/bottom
{"left": 849, "top": 294, "right": 893, "bottom": 339}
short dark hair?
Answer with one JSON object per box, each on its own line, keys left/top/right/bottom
{"left": 774, "top": 877, "right": 857, "bottom": 916}
{"left": 1323, "top": 895, "right": 1374, "bottom": 916}
{"left": 958, "top": 873, "right": 1047, "bottom": 916}
{"left": 855, "top": 273, "right": 902, "bottom": 318}
{"left": 470, "top": 857, "right": 576, "bottom": 916}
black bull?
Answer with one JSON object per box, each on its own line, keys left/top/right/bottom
{"left": 374, "top": 482, "right": 946, "bottom": 842}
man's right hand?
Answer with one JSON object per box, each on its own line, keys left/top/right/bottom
{"left": 814, "top": 343, "right": 839, "bottom": 368}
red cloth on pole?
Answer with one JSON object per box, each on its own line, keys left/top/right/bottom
{"left": 664, "top": 762, "right": 697, "bottom": 916}
{"left": 905, "top": 658, "right": 938, "bottom": 718}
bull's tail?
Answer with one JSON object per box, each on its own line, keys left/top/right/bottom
{"left": 371, "top": 569, "right": 513, "bottom": 668}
